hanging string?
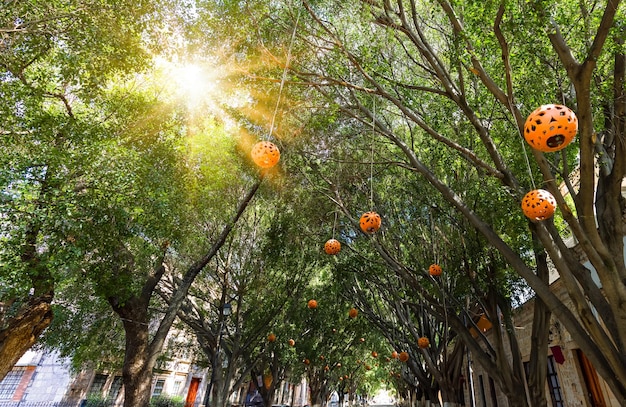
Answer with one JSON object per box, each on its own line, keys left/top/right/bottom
{"left": 267, "top": 10, "right": 301, "bottom": 140}
{"left": 509, "top": 99, "right": 536, "bottom": 189}
{"left": 332, "top": 211, "right": 338, "bottom": 239}
{"left": 370, "top": 97, "right": 375, "bottom": 209}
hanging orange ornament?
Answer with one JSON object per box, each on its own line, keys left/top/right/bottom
{"left": 521, "top": 189, "right": 557, "bottom": 221}
{"left": 359, "top": 211, "right": 381, "bottom": 234}
{"left": 307, "top": 299, "right": 318, "bottom": 309}
{"left": 349, "top": 308, "right": 359, "bottom": 319}
{"left": 391, "top": 351, "right": 398, "bottom": 359}
{"left": 418, "top": 337, "right": 430, "bottom": 349}
{"left": 303, "top": 358, "right": 310, "bottom": 365}
{"left": 267, "top": 333, "right": 276, "bottom": 342}
{"left": 523, "top": 104, "right": 578, "bottom": 152}
{"left": 371, "top": 351, "right": 378, "bottom": 358}
{"left": 263, "top": 373, "right": 273, "bottom": 389}
{"left": 429, "top": 264, "right": 442, "bottom": 276}
{"left": 288, "top": 339, "right": 296, "bottom": 347}
{"left": 324, "top": 238, "right": 341, "bottom": 255}
{"left": 398, "top": 351, "right": 409, "bottom": 362}
{"left": 251, "top": 141, "right": 281, "bottom": 168}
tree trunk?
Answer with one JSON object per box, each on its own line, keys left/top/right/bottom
{"left": 0, "top": 294, "right": 53, "bottom": 379}
{"left": 111, "top": 297, "right": 154, "bottom": 407}
{"left": 527, "top": 232, "right": 551, "bottom": 406}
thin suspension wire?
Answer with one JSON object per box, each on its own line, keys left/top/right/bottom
{"left": 268, "top": 10, "right": 301, "bottom": 140}
{"left": 509, "top": 99, "right": 536, "bottom": 189}
{"left": 332, "top": 211, "right": 337, "bottom": 239}
{"left": 370, "top": 98, "right": 375, "bottom": 209}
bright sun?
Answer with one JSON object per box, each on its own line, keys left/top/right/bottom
{"left": 171, "top": 63, "right": 217, "bottom": 103}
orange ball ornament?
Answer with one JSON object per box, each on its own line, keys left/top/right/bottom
{"left": 371, "top": 351, "right": 378, "bottom": 358}
{"left": 251, "top": 141, "right": 281, "bottom": 168}
{"left": 398, "top": 351, "right": 409, "bottom": 362}
{"left": 523, "top": 104, "right": 578, "bottom": 152}
{"left": 324, "top": 239, "right": 341, "bottom": 255}
{"left": 391, "top": 351, "right": 398, "bottom": 359}
{"left": 307, "top": 299, "right": 318, "bottom": 309}
{"left": 349, "top": 308, "right": 358, "bottom": 319}
{"left": 288, "top": 339, "right": 296, "bottom": 347}
{"left": 429, "top": 264, "right": 442, "bottom": 276}
{"left": 359, "top": 211, "right": 381, "bottom": 234}
{"left": 267, "top": 333, "right": 276, "bottom": 342}
{"left": 521, "top": 189, "right": 557, "bottom": 221}
{"left": 303, "top": 358, "right": 310, "bottom": 365}
{"left": 418, "top": 337, "right": 430, "bottom": 349}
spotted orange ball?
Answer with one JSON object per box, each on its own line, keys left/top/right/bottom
{"left": 418, "top": 337, "right": 430, "bottom": 349}
{"left": 398, "top": 351, "right": 409, "bottom": 362}
{"left": 251, "top": 141, "right": 281, "bottom": 168}
{"left": 429, "top": 264, "right": 442, "bottom": 276}
{"left": 524, "top": 104, "right": 577, "bottom": 152}
{"left": 359, "top": 211, "right": 381, "bottom": 234}
{"left": 324, "top": 239, "right": 341, "bottom": 255}
{"left": 307, "top": 299, "right": 318, "bottom": 309}
{"left": 521, "top": 189, "right": 557, "bottom": 221}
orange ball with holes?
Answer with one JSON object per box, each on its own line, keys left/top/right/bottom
{"left": 391, "top": 351, "right": 398, "bottom": 359}
{"left": 359, "top": 211, "right": 381, "bottom": 234}
{"left": 349, "top": 308, "right": 358, "bottom": 318}
{"left": 288, "top": 339, "right": 295, "bottom": 347}
{"left": 324, "top": 239, "right": 341, "bottom": 255}
{"left": 524, "top": 104, "right": 577, "bottom": 152}
{"left": 418, "top": 337, "right": 430, "bottom": 349}
{"left": 251, "top": 141, "right": 281, "bottom": 168}
{"left": 398, "top": 351, "right": 409, "bottom": 362}
{"left": 267, "top": 333, "right": 276, "bottom": 342}
{"left": 307, "top": 299, "right": 318, "bottom": 309}
{"left": 521, "top": 189, "right": 557, "bottom": 221}
{"left": 429, "top": 264, "right": 442, "bottom": 276}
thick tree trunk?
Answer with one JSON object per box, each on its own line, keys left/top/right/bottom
{"left": 111, "top": 297, "right": 154, "bottom": 407}
{"left": 0, "top": 294, "right": 53, "bottom": 380}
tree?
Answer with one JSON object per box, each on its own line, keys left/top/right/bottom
{"left": 282, "top": 0, "right": 626, "bottom": 403}
{"left": 0, "top": 0, "right": 171, "bottom": 378}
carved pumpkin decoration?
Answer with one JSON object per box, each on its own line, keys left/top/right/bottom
{"left": 371, "top": 351, "right": 378, "bottom": 358}
{"left": 307, "top": 299, "right": 318, "bottom": 309}
{"left": 349, "top": 308, "right": 358, "bottom": 319}
{"left": 288, "top": 339, "right": 296, "bottom": 347}
{"left": 418, "top": 337, "right": 430, "bottom": 349}
{"left": 521, "top": 189, "right": 557, "bottom": 220}
{"left": 324, "top": 238, "right": 341, "bottom": 255}
{"left": 251, "top": 141, "right": 281, "bottom": 168}
{"left": 429, "top": 264, "right": 442, "bottom": 276}
{"left": 263, "top": 373, "right": 273, "bottom": 389}
{"left": 523, "top": 104, "right": 578, "bottom": 152}
{"left": 267, "top": 333, "right": 276, "bottom": 342}
{"left": 391, "top": 351, "right": 398, "bottom": 359}
{"left": 359, "top": 211, "right": 381, "bottom": 234}
{"left": 398, "top": 351, "right": 409, "bottom": 362}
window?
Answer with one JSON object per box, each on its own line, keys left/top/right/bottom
{"left": 109, "top": 376, "right": 123, "bottom": 400}
{"left": 547, "top": 356, "right": 564, "bottom": 407}
{"left": 0, "top": 367, "right": 25, "bottom": 399}
{"left": 152, "top": 379, "right": 165, "bottom": 397}
{"left": 172, "top": 380, "right": 182, "bottom": 395}
{"left": 88, "top": 374, "right": 108, "bottom": 396}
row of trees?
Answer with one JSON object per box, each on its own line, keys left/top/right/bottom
{"left": 2, "top": 1, "right": 625, "bottom": 407}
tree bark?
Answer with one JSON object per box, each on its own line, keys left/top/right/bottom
{"left": 0, "top": 294, "right": 53, "bottom": 379}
